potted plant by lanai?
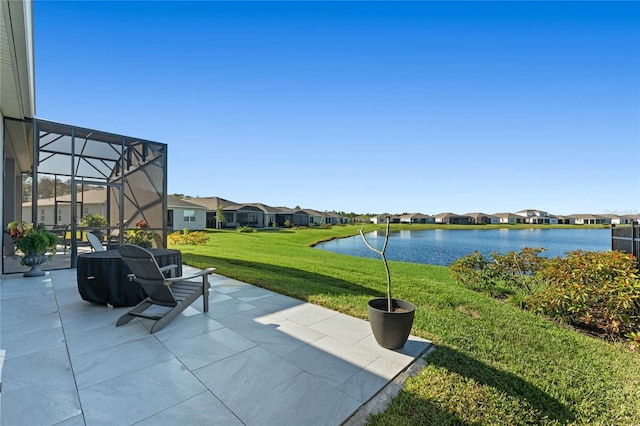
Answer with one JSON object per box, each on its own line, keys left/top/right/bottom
{"left": 7, "top": 221, "right": 59, "bottom": 277}
{"left": 359, "top": 215, "right": 415, "bottom": 349}
{"left": 126, "top": 220, "right": 157, "bottom": 248}
{"left": 80, "top": 214, "right": 108, "bottom": 241}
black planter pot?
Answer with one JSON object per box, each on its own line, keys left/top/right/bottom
{"left": 22, "top": 252, "right": 47, "bottom": 277}
{"left": 367, "top": 298, "right": 416, "bottom": 349}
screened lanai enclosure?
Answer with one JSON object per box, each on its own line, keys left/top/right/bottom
{"left": 2, "top": 118, "right": 167, "bottom": 274}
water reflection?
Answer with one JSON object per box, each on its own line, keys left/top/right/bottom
{"left": 317, "top": 228, "right": 610, "bottom": 266}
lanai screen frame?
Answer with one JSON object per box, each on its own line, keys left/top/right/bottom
{"left": 2, "top": 118, "right": 167, "bottom": 272}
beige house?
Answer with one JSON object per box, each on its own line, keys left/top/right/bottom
{"left": 464, "top": 212, "right": 499, "bottom": 225}
{"left": 167, "top": 196, "right": 206, "bottom": 231}
{"left": 188, "top": 197, "right": 350, "bottom": 228}
{"left": 434, "top": 213, "right": 471, "bottom": 225}
{"left": 400, "top": 213, "right": 434, "bottom": 224}
{"left": 22, "top": 188, "right": 108, "bottom": 225}
{"left": 568, "top": 214, "right": 612, "bottom": 225}
{"left": 493, "top": 213, "right": 524, "bottom": 224}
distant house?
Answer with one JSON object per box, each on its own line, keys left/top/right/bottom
{"left": 569, "top": 214, "right": 612, "bottom": 225}
{"left": 22, "top": 188, "right": 108, "bottom": 225}
{"left": 599, "top": 214, "right": 626, "bottom": 225}
{"left": 434, "top": 213, "right": 470, "bottom": 225}
{"left": 514, "top": 209, "right": 558, "bottom": 224}
{"left": 370, "top": 214, "right": 401, "bottom": 224}
{"left": 400, "top": 213, "right": 434, "bottom": 224}
{"left": 555, "top": 215, "right": 575, "bottom": 225}
{"left": 493, "top": 213, "right": 524, "bottom": 224}
{"left": 167, "top": 196, "right": 206, "bottom": 231}
{"left": 188, "top": 196, "right": 236, "bottom": 228}
{"left": 464, "top": 212, "right": 499, "bottom": 225}
{"left": 622, "top": 214, "right": 640, "bottom": 224}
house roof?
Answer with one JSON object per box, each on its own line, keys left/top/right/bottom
{"left": 188, "top": 196, "right": 238, "bottom": 210}
{"left": 493, "top": 212, "right": 520, "bottom": 218}
{"left": 463, "top": 212, "right": 496, "bottom": 218}
{"left": 22, "top": 188, "right": 108, "bottom": 207}
{"left": 434, "top": 212, "right": 464, "bottom": 219}
{"left": 168, "top": 196, "right": 205, "bottom": 209}
{"left": 401, "top": 213, "right": 430, "bottom": 219}
{"left": 567, "top": 214, "right": 604, "bottom": 219}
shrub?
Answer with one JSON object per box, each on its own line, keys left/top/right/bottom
{"left": 527, "top": 250, "right": 640, "bottom": 338}
{"left": 489, "top": 247, "right": 548, "bottom": 295}
{"left": 449, "top": 251, "right": 491, "bottom": 290}
{"left": 450, "top": 248, "right": 548, "bottom": 297}
{"left": 168, "top": 229, "right": 209, "bottom": 245}
{"left": 237, "top": 225, "right": 256, "bottom": 233}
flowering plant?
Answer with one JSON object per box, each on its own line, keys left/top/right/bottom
{"left": 6, "top": 221, "right": 59, "bottom": 263}
{"left": 126, "top": 220, "right": 157, "bottom": 248}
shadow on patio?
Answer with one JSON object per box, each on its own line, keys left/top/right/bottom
{"left": 0, "top": 266, "right": 431, "bottom": 425}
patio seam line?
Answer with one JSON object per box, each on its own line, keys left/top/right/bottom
{"left": 52, "top": 271, "right": 87, "bottom": 425}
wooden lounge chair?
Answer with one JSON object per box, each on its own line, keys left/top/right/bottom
{"left": 116, "top": 244, "right": 215, "bottom": 333}
{"left": 86, "top": 232, "right": 106, "bottom": 252}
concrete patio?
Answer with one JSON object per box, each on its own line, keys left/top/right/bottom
{"left": 0, "top": 265, "right": 432, "bottom": 425}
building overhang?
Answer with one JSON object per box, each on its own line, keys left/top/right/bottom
{"left": 2, "top": 0, "right": 36, "bottom": 173}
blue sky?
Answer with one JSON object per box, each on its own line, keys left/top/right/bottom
{"left": 34, "top": 1, "right": 639, "bottom": 215}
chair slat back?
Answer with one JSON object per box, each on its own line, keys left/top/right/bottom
{"left": 119, "top": 244, "right": 177, "bottom": 305}
{"left": 87, "top": 232, "right": 105, "bottom": 252}
{"left": 119, "top": 244, "right": 167, "bottom": 282}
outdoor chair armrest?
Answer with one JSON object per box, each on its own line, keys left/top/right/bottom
{"left": 165, "top": 267, "right": 216, "bottom": 283}
{"left": 159, "top": 264, "right": 178, "bottom": 277}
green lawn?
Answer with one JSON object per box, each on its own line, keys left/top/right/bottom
{"left": 171, "top": 226, "right": 639, "bottom": 425}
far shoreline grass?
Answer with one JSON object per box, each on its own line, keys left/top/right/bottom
{"left": 171, "top": 225, "right": 638, "bottom": 425}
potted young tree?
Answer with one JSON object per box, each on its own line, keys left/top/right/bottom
{"left": 7, "top": 221, "right": 59, "bottom": 277}
{"left": 359, "top": 215, "right": 415, "bottom": 349}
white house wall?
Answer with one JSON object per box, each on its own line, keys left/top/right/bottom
{"left": 171, "top": 207, "right": 206, "bottom": 231}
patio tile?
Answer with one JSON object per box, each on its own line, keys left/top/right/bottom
{"left": 210, "top": 279, "right": 254, "bottom": 294}
{"left": 247, "top": 319, "right": 325, "bottom": 356}
{"left": 194, "top": 346, "right": 303, "bottom": 412}
{"left": 49, "top": 269, "right": 80, "bottom": 289}
{"left": 152, "top": 314, "right": 225, "bottom": 344}
{"left": 58, "top": 304, "right": 124, "bottom": 335}
{"left": 52, "top": 414, "right": 87, "bottom": 426}
{"left": 283, "top": 342, "right": 362, "bottom": 388}
{"left": 205, "top": 296, "right": 255, "bottom": 319}
{"left": 0, "top": 283, "right": 54, "bottom": 300}
{"left": 64, "top": 320, "right": 150, "bottom": 357}
{"left": 0, "top": 268, "right": 430, "bottom": 426}
{"left": 234, "top": 371, "right": 361, "bottom": 426}
{"left": 0, "top": 274, "right": 52, "bottom": 296}
{"left": 52, "top": 285, "right": 86, "bottom": 306}
{"left": 136, "top": 391, "right": 243, "bottom": 426}
{"left": 79, "top": 359, "right": 206, "bottom": 426}
{"left": 1, "top": 324, "right": 66, "bottom": 360}
{"left": 162, "top": 327, "right": 256, "bottom": 370}
{"left": 1, "top": 346, "right": 82, "bottom": 426}
{"left": 0, "top": 303, "right": 61, "bottom": 336}
{"left": 250, "top": 292, "right": 305, "bottom": 312}
{"left": 309, "top": 312, "right": 373, "bottom": 344}
{"left": 1, "top": 294, "right": 59, "bottom": 318}
{"left": 309, "top": 335, "right": 379, "bottom": 369}
{"left": 215, "top": 306, "right": 281, "bottom": 337}
{"left": 274, "top": 302, "right": 339, "bottom": 326}
{"left": 354, "top": 334, "right": 432, "bottom": 364}
{"left": 72, "top": 335, "right": 175, "bottom": 389}
{"left": 230, "top": 285, "right": 277, "bottom": 302}
{"left": 338, "top": 356, "right": 406, "bottom": 403}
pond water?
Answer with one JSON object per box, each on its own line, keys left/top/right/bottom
{"left": 315, "top": 228, "right": 611, "bottom": 266}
